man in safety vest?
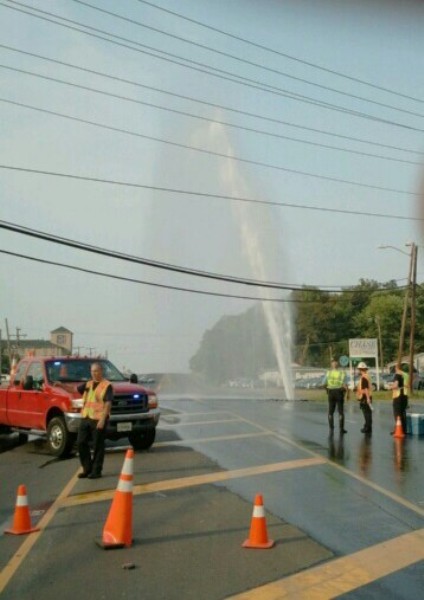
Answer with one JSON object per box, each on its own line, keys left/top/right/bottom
{"left": 324, "top": 358, "right": 348, "bottom": 434}
{"left": 76, "top": 362, "right": 113, "bottom": 479}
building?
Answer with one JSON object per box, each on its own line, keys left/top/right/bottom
{"left": 12, "top": 326, "right": 73, "bottom": 358}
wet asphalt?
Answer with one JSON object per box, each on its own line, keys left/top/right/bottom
{"left": 0, "top": 394, "right": 423, "bottom": 599}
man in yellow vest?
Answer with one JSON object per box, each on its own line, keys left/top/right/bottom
{"left": 324, "top": 358, "right": 348, "bottom": 434}
{"left": 77, "top": 362, "right": 113, "bottom": 479}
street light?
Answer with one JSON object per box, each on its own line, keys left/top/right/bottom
{"left": 378, "top": 243, "right": 418, "bottom": 394}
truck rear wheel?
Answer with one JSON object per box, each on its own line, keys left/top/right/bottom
{"left": 47, "top": 416, "right": 75, "bottom": 457}
{"left": 128, "top": 429, "right": 155, "bottom": 451}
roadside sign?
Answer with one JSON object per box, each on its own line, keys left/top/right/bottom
{"left": 348, "top": 338, "right": 378, "bottom": 358}
{"left": 339, "top": 355, "right": 349, "bottom": 367}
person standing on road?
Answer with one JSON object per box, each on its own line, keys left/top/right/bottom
{"left": 77, "top": 362, "right": 113, "bottom": 479}
{"left": 356, "top": 362, "right": 373, "bottom": 434}
{"left": 401, "top": 366, "right": 410, "bottom": 410}
{"left": 324, "top": 358, "right": 348, "bottom": 434}
{"left": 390, "top": 364, "right": 407, "bottom": 435}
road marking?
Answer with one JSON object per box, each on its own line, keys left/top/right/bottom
{"left": 105, "top": 431, "right": 269, "bottom": 453}
{"left": 230, "top": 411, "right": 424, "bottom": 518}
{"left": 62, "top": 456, "right": 325, "bottom": 507}
{"left": 0, "top": 468, "right": 80, "bottom": 596}
{"left": 161, "top": 410, "right": 234, "bottom": 417}
{"left": 155, "top": 432, "right": 268, "bottom": 445}
{"left": 227, "top": 527, "right": 424, "bottom": 599}
{"left": 160, "top": 418, "right": 242, "bottom": 427}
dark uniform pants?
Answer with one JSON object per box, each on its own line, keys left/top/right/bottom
{"left": 77, "top": 417, "right": 107, "bottom": 475}
{"left": 328, "top": 388, "right": 345, "bottom": 430}
{"left": 393, "top": 395, "right": 408, "bottom": 434}
{"left": 328, "top": 389, "right": 345, "bottom": 416}
{"left": 360, "top": 400, "right": 373, "bottom": 433}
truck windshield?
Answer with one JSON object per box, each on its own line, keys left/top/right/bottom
{"left": 45, "top": 359, "right": 126, "bottom": 383}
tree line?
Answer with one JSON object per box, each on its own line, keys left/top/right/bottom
{"left": 189, "top": 279, "right": 424, "bottom": 384}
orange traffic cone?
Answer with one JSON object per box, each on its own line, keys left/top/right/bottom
{"left": 97, "top": 448, "right": 134, "bottom": 549}
{"left": 242, "top": 494, "right": 274, "bottom": 549}
{"left": 5, "top": 484, "right": 40, "bottom": 535}
{"left": 393, "top": 416, "right": 405, "bottom": 439}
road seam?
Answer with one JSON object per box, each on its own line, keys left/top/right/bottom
{"left": 62, "top": 457, "right": 325, "bottom": 507}
{"left": 226, "top": 527, "right": 424, "bottom": 599}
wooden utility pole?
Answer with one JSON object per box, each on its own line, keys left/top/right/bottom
{"left": 398, "top": 248, "right": 414, "bottom": 365}
{"left": 5, "top": 319, "right": 12, "bottom": 363}
{"left": 408, "top": 243, "right": 418, "bottom": 397}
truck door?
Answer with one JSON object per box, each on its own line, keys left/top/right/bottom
{"left": 19, "top": 361, "right": 46, "bottom": 430}
{"left": 5, "top": 360, "right": 29, "bottom": 427}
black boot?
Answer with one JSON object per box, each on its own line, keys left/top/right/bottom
{"left": 339, "top": 416, "right": 347, "bottom": 434}
{"left": 328, "top": 414, "right": 334, "bottom": 431}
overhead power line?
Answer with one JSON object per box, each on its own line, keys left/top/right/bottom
{"left": 2, "top": 44, "right": 422, "bottom": 157}
{"left": 0, "top": 249, "right": 287, "bottom": 302}
{"left": 72, "top": 0, "right": 424, "bottom": 120}
{"left": 0, "top": 98, "right": 418, "bottom": 196}
{"left": 0, "top": 220, "right": 409, "bottom": 294}
{"left": 0, "top": 165, "right": 422, "bottom": 220}
{"left": 2, "top": 1, "right": 424, "bottom": 131}
{"left": 2, "top": 63, "right": 421, "bottom": 167}
{"left": 0, "top": 250, "right": 408, "bottom": 303}
{"left": 136, "top": 0, "right": 424, "bottom": 105}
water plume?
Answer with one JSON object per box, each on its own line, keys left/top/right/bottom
{"left": 211, "top": 122, "right": 294, "bottom": 399}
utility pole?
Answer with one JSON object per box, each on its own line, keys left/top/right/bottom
{"left": 5, "top": 319, "right": 12, "bottom": 364}
{"left": 398, "top": 247, "right": 414, "bottom": 365}
{"left": 15, "top": 327, "right": 27, "bottom": 357}
{"left": 408, "top": 243, "right": 418, "bottom": 397}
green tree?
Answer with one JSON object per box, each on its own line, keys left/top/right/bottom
{"left": 352, "top": 292, "right": 404, "bottom": 364}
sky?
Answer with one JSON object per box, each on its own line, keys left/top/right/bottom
{"left": 1, "top": 0, "right": 424, "bottom": 374}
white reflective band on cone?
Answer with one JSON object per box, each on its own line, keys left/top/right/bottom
{"left": 121, "top": 459, "right": 133, "bottom": 476}
{"left": 16, "top": 496, "right": 29, "bottom": 507}
{"left": 117, "top": 478, "right": 133, "bottom": 493}
{"left": 252, "top": 505, "right": 265, "bottom": 518}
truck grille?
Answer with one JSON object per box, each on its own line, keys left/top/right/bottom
{"left": 112, "top": 394, "right": 148, "bottom": 414}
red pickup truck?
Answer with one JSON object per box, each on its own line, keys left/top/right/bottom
{"left": 0, "top": 356, "right": 160, "bottom": 457}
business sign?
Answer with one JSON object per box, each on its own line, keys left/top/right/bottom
{"left": 348, "top": 338, "right": 378, "bottom": 358}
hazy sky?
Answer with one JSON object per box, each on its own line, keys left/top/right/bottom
{"left": 1, "top": 0, "right": 424, "bottom": 373}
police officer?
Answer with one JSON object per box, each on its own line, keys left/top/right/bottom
{"left": 324, "top": 358, "right": 348, "bottom": 434}
{"left": 77, "top": 362, "right": 113, "bottom": 479}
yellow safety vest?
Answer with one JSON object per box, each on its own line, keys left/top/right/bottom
{"left": 326, "top": 369, "right": 345, "bottom": 389}
{"left": 402, "top": 371, "right": 409, "bottom": 395}
{"left": 81, "top": 379, "right": 111, "bottom": 420}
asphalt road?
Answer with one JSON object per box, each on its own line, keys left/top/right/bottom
{"left": 0, "top": 394, "right": 423, "bottom": 599}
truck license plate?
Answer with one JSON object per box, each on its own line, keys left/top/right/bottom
{"left": 117, "top": 422, "right": 132, "bottom": 432}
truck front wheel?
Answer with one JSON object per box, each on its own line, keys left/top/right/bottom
{"left": 47, "top": 417, "right": 75, "bottom": 457}
{"left": 128, "top": 429, "right": 155, "bottom": 451}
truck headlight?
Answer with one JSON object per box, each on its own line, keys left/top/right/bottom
{"left": 71, "top": 398, "right": 84, "bottom": 411}
{"left": 148, "top": 393, "right": 158, "bottom": 409}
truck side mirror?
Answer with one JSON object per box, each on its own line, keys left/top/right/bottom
{"left": 129, "top": 374, "right": 138, "bottom": 384}
{"left": 22, "top": 375, "right": 34, "bottom": 390}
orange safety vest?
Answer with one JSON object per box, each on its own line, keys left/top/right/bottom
{"left": 81, "top": 379, "right": 111, "bottom": 420}
{"left": 356, "top": 373, "right": 371, "bottom": 400}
